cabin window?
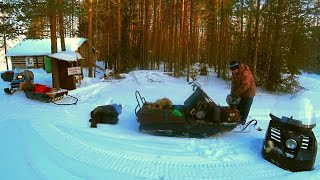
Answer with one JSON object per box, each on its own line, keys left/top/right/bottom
{"left": 25, "top": 57, "right": 34, "bottom": 67}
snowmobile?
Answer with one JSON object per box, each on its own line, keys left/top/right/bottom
{"left": 4, "top": 70, "right": 34, "bottom": 94}
{"left": 261, "top": 97, "right": 318, "bottom": 172}
{"left": 135, "top": 82, "right": 241, "bottom": 137}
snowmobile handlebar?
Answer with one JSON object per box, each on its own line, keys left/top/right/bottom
{"left": 135, "top": 91, "right": 146, "bottom": 115}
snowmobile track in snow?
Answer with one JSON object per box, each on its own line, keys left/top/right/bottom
{"left": 28, "top": 119, "right": 290, "bottom": 179}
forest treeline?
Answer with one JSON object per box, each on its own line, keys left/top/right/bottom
{"left": 0, "top": 0, "right": 319, "bottom": 93}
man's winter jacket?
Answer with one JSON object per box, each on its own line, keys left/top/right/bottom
{"left": 231, "top": 64, "right": 256, "bottom": 98}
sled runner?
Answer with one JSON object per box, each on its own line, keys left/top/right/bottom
{"left": 135, "top": 82, "right": 241, "bottom": 137}
{"left": 23, "top": 84, "right": 78, "bottom": 105}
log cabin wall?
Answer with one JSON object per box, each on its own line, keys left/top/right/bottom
{"left": 77, "top": 42, "right": 97, "bottom": 68}
{"left": 11, "top": 56, "right": 45, "bottom": 69}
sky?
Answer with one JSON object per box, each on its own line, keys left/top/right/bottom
{"left": 0, "top": 37, "right": 319, "bottom": 179}
{"left": 0, "top": 64, "right": 319, "bottom": 179}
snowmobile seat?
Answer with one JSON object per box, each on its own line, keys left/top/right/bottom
{"left": 1, "top": 71, "right": 14, "bottom": 82}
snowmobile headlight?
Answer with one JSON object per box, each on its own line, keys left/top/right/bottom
{"left": 17, "top": 75, "right": 23, "bottom": 79}
{"left": 286, "top": 139, "right": 297, "bottom": 150}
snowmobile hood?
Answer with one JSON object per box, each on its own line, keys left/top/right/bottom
{"left": 270, "top": 97, "right": 316, "bottom": 128}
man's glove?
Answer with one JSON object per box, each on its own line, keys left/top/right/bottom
{"left": 226, "top": 94, "right": 241, "bottom": 108}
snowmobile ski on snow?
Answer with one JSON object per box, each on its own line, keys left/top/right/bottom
{"left": 135, "top": 82, "right": 241, "bottom": 137}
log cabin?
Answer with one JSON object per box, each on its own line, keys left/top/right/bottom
{"left": 5, "top": 38, "right": 96, "bottom": 72}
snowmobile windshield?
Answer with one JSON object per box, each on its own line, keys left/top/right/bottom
{"left": 270, "top": 96, "right": 316, "bottom": 128}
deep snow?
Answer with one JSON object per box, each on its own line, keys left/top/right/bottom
{"left": 0, "top": 67, "right": 319, "bottom": 180}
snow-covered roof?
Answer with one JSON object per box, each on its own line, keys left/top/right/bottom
{"left": 6, "top": 38, "right": 87, "bottom": 57}
{"left": 48, "top": 51, "right": 82, "bottom": 62}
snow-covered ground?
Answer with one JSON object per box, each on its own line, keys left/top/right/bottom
{"left": 0, "top": 67, "right": 319, "bottom": 180}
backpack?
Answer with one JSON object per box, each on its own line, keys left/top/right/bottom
{"left": 89, "top": 104, "right": 122, "bottom": 128}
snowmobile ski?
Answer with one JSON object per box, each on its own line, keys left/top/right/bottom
{"left": 232, "top": 119, "right": 262, "bottom": 133}
{"left": 4, "top": 88, "right": 16, "bottom": 94}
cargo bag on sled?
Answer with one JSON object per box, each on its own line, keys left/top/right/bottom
{"left": 24, "top": 84, "right": 78, "bottom": 105}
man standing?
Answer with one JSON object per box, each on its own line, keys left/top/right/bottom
{"left": 229, "top": 61, "right": 256, "bottom": 125}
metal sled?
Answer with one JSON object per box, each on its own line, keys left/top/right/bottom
{"left": 23, "top": 84, "right": 78, "bottom": 105}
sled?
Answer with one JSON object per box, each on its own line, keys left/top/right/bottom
{"left": 135, "top": 82, "right": 241, "bottom": 137}
{"left": 24, "top": 84, "right": 78, "bottom": 105}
